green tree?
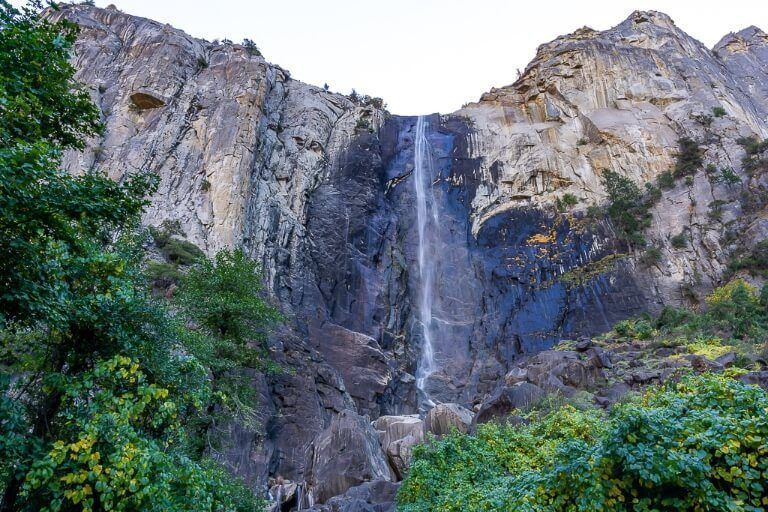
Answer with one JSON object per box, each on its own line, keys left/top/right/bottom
{"left": 601, "top": 170, "right": 650, "bottom": 245}
{"left": 0, "top": 0, "right": 152, "bottom": 324}
{"left": 674, "top": 137, "right": 703, "bottom": 177}
{"left": 176, "top": 250, "right": 281, "bottom": 433}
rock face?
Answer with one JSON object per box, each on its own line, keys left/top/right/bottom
{"left": 424, "top": 403, "right": 474, "bottom": 436}
{"left": 50, "top": 3, "right": 768, "bottom": 506}
{"left": 304, "top": 410, "right": 393, "bottom": 504}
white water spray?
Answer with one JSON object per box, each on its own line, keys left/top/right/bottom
{"left": 413, "top": 116, "right": 439, "bottom": 404}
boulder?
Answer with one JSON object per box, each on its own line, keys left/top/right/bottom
{"left": 305, "top": 410, "right": 393, "bottom": 504}
{"left": 473, "top": 382, "right": 546, "bottom": 427}
{"left": 268, "top": 481, "right": 297, "bottom": 512}
{"left": 587, "top": 347, "right": 613, "bottom": 369}
{"left": 739, "top": 371, "right": 768, "bottom": 390}
{"left": 507, "top": 349, "right": 605, "bottom": 392}
{"left": 373, "top": 415, "right": 424, "bottom": 451}
{"left": 688, "top": 354, "right": 724, "bottom": 373}
{"left": 504, "top": 367, "right": 528, "bottom": 385}
{"left": 715, "top": 352, "right": 737, "bottom": 367}
{"left": 309, "top": 479, "right": 399, "bottom": 512}
{"left": 373, "top": 415, "right": 424, "bottom": 479}
{"left": 424, "top": 403, "right": 473, "bottom": 435}
{"left": 386, "top": 435, "right": 420, "bottom": 480}
{"left": 575, "top": 337, "right": 593, "bottom": 352}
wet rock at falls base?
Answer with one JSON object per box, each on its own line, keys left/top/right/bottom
{"left": 307, "top": 479, "right": 398, "bottom": 512}
{"left": 424, "top": 403, "right": 474, "bottom": 436}
{"left": 305, "top": 410, "right": 394, "bottom": 504}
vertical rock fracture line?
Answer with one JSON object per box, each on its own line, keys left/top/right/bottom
{"left": 413, "top": 116, "right": 438, "bottom": 405}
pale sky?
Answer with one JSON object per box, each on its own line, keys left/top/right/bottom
{"left": 21, "top": 1, "right": 768, "bottom": 114}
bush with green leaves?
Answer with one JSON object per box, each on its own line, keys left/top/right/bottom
{"left": 241, "top": 38, "right": 261, "bottom": 57}
{"left": 737, "top": 136, "right": 768, "bottom": 175}
{"left": 670, "top": 232, "right": 688, "bottom": 249}
{"left": 601, "top": 170, "right": 653, "bottom": 246}
{"left": 638, "top": 245, "right": 662, "bottom": 266}
{"left": 674, "top": 137, "right": 703, "bottom": 177}
{"left": 175, "top": 249, "right": 282, "bottom": 430}
{"left": 398, "top": 405, "right": 607, "bottom": 512}
{"left": 718, "top": 167, "right": 741, "bottom": 185}
{"left": 728, "top": 239, "right": 768, "bottom": 278}
{"left": 656, "top": 170, "right": 675, "bottom": 189}
{"left": 19, "top": 356, "right": 261, "bottom": 512}
{"left": 555, "top": 193, "right": 578, "bottom": 211}
{"left": 398, "top": 374, "right": 768, "bottom": 512}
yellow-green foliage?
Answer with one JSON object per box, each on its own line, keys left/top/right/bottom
{"left": 398, "top": 375, "right": 768, "bottom": 511}
{"left": 22, "top": 357, "right": 260, "bottom": 512}
{"left": 398, "top": 406, "right": 607, "bottom": 511}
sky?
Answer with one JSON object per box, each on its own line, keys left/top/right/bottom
{"left": 19, "top": 0, "right": 768, "bottom": 114}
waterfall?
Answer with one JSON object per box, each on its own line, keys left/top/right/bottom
{"left": 413, "top": 115, "right": 439, "bottom": 405}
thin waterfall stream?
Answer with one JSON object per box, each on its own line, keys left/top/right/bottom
{"left": 413, "top": 115, "right": 439, "bottom": 406}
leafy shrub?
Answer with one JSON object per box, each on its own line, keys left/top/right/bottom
{"left": 694, "top": 113, "right": 713, "bottom": 126}
{"left": 399, "top": 375, "right": 768, "bottom": 512}
{"left": 176, "top": 250, "right": 282, "bottom": 429}
{"left": 718, "top": 167, "right": 741, "bottom": 185}
{"left": 655, "top": 306, "right": 696, "bottom": 330}
{"left": 737, "top": 136, "right": 768, "bottom": 175}
{"left": 355, "top": 117, "right": 372, "bottom": 132}
{"left": 601, "top": 170, "right": 652, "bottom": 246}
{"left": 21, "top": 356, "right": 262, "bottom": 512}
{"left": 656, "top": 170, "right": 675, "bottom": 189}
{"left": 705, "top": 279, "right": 765, "bottom": 339}
{"left": 586, "top": 204, "right": 603, "bottom": 219}
{"left": 146, "top": 261, "right": 184, "bottom": 288}
{"left": 674, "top": 137, "right": 703, "bottom": 177}
{"left": 149, "top": 223, "right": 205, "bottom": 265}
{"left": 728, "top": 239, "right": 768, "bottom": 277}
{"left": 556, "top": 193, "right": 579, "bottom": 211}
{"left": 241, "top": 38, "right": 261, "bottom": 56}
{"left": 712, "top": 106, "right": 727, "bottom": 117}
{"left": 398, "top": 406, "right": 607, "bottom": 512}
{"left": 611, "top": 318, "right": 657, "bottom": 340}
{"left": 639, "top": 245, "right": 662, "bottom": 266}
{"left": 670, "top": 232, "right": 688, "bottom": 249}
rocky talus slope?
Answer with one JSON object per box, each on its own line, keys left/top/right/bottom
{"left": 50, "top": 4, "right": 768, "bottom": 509}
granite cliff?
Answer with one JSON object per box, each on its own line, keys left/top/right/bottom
{"left": 49, "top": 4, "right": 768, "bottom": 508}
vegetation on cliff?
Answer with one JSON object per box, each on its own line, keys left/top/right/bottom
{"left": 399, "top": 279, "right": 768, "bottom": 511}
{"left": 0, "top": 2, "right": 275, "bottom": 510}
{"left": 399, "top": 374, "right": 768, "bottom": 511}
